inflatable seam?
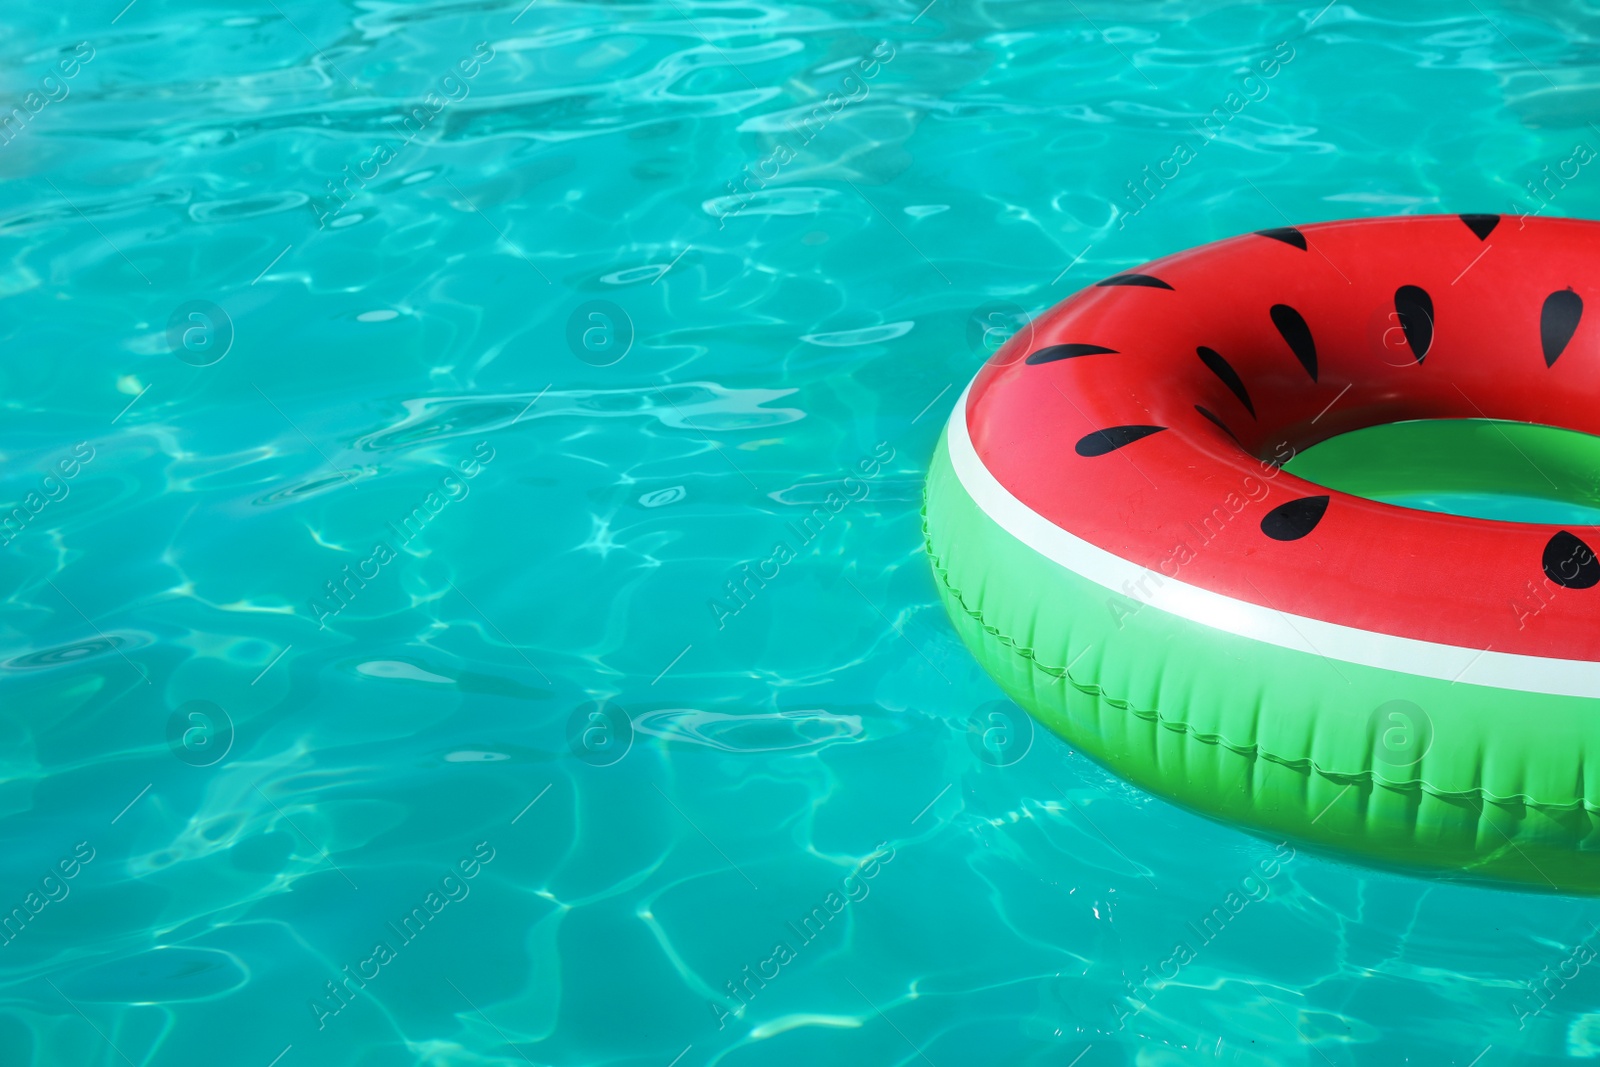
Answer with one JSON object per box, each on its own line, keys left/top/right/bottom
{"left": 922, "top": 504, "right": 1598, "bottom": 815}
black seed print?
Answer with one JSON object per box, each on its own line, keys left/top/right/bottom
{"left": 1196, "top": 346, "right": 1255, "bottom": 417}
{"left": 1075, "top": 425, "right": 1166, "bottom": 457}
{"left": 1460, "top": 214, "right": 1500, "bottom": 241}
{"left": 1194, "top": 405, "right": 1243, "bottom": 446}
{"left": 1270, "top": 304, "right": 1318, "bottom": 381}
{"left": 1025, "top": 343, "right": 1118, "bottom": 365}
{"left": 1394, "top": 285, "right": 1434, "bottom": 362}
{"left": 1261, "top": 495, "right": 1329, "bottom": 541}
{"left": 1541, "top": 289, "right": 1583, "bottom": 368}
{"left": 1543, "top": 530, "right": 1600, "bottom": 589}
{"left": 1095, "top": 274, "right": 1174, "bottom": 290}
{"left": 1256, "top": 227, "right": 1307, "bottom": 250}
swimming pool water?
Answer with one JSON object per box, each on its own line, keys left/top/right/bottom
{"left": 6, "top": 1, "right": 1600, "bottom": 1064}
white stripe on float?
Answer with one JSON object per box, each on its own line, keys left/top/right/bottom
{"left": 944, "top": 383, "right": 1600, "bottom": 699}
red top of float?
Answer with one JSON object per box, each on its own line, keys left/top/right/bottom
{"left": 969, "top": 214, "right": 1600, "bottom": 661}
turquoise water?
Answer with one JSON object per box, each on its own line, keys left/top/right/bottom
{"left": 1381, "top": 492, "right": 1600, "bottom": 525}
{"left": 9, "top": 1, "right": 1600, "bottom": 1064}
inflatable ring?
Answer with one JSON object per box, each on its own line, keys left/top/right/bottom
{"left": 925, "top": 214, "right": 1600, "bottom": 892}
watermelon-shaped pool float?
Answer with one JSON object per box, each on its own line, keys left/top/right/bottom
{"left": 925, "top": 214, "right": 1600, "bottom": 893}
